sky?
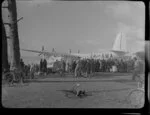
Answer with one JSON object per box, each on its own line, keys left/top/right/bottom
{"left": 2, "top": 0, "right": 145, "bottom": 57}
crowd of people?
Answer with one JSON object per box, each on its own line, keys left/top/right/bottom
{"left": 9, "top": 58, "right": 48, "bottom": 79}
{"left": 3, "top": 56, "right": 144, "bottom": 81}
{"left": 52, "top": 56, "right": 145, "bottom": 78}
{"left": 22, "top": 58, "right": 48, "bottom": 78}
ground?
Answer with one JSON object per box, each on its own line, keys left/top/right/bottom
{"left": 1, "top": 72, "right": 144, "bottom": 108}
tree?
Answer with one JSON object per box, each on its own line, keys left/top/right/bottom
{"left": 2, "top": 19, "right": 9, "bottom": 72}
{"left": 7, "top": 0, "right": 21, "bottom": 70}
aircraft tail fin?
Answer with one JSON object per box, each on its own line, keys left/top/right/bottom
{"left": 112, "top": 32, "right": 127, "bottom": 52}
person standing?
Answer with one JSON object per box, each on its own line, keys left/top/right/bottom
{"left": 63, "top": 60, "right": 66, "bottom": 73}
{"left": 40, "top": 59, "right": 43, "bottom": 73}
{"left": 20, "top": 58, "right": 24, "bottom": 70}
{"left": 60, "top": 60, "right": 65, "bottom": 77}
{"left": 72, "top": 60, "right": 76, "bottom": 74}
{"left": 74, "top": 60, "right": 79, "bottom": 77}
{"left": 85, "top": 59, "right": 91, "bottom": 78}
{"left": 65, "top": 61, "right": 69, "bottom": 73}
{"left": 90, "top": 59, "right": 94, "bottom": 76}
{"left": 99, "top": 59, "right": 102, "bottom": 72}
{"left": 75, "top": 60, "right": 81, "bottom": 77}
{"left": 43, "top": 59, "right": 47, "bottom": 75}
{"left": 126, "top": 59, "right": 130, "bottom": 73}
{"left": 132, "top": 57, "right": 140, "bottom": 81}
{"left": 96, "top": 60, "right": 100, "bottom": 72}
{"left": 30, "top": 63, "right": 34, "bottom": 79}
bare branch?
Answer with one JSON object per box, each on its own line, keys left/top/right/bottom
{"left": 17, "top": 17, "right": 23, "bottom": 23}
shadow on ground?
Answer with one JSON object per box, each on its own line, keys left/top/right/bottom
{"left": 57, "top": 89, "right": 93, "bottom": 99}
{"left": 57, "top": 87, "right": 131, "bottom": 99}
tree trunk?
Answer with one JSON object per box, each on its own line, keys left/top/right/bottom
{"left": 7, "top": 0, "right": 20, "bottom": 70}
{"left": 2, "top": 20, "right": 9, "bottom": 71}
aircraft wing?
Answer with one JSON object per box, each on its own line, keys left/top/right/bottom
{"left": 21, "top": 49, "right": 46, "bottom": 53}
{"left": 21, "top": 49, "right": 81, "bottom": 59}
{"left": 54, "top": 52, "right": 81, "bottom": 59}
{"left": 21, "top": 49, "right": 51, "bottom": 55}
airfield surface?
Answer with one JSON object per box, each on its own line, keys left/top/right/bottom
{"left": 2, "top": 73, "right": 143, "bottom": 108}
